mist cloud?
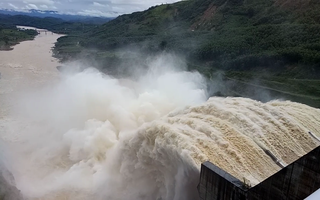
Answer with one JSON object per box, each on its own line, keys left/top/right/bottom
{"left": 0, "top": 54, "right": 207, "bottom": 199}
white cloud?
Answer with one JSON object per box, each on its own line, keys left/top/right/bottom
{"left": 93, "top": 2, "right": 105, "bottom": 7}
{"left": 8, "top": 3, "right": 19, "bottom": 9}
{"left": 77, "top": 9, "right": 115, "bottom": 17}
{"left": 26, "top": 3, "right": 38, "bottom": 9}
{"left": 39, "top": 4, "right": 48, "bottom": 9}
{"left": 23, "top": 0, "right": 54, "bottom": 5}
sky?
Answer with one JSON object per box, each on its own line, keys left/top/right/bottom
{"left": 0, "top": 0, "right": 181, "bottom": 17}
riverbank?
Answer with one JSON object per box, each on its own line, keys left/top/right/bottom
{"left": 0, "top": 27, "right": 63, "bottom": 200}
{"left": 0, "top": 26, "right": 63, "bottom": 126}
{"left": 0, "top": 25, "right": 38, "bottom": 51}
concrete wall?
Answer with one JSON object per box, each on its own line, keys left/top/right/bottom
{"left": 198, "top": 146, "right": 320, "bottom": 200}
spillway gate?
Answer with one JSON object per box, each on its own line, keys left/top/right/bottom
{"left": 198, "top": 146, "right": 320, "bottom": 200}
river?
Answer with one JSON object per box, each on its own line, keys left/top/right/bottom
{"left": 0, "top": 27, "right": 62, "bottom": 117}
{"left": 0, "top": 27, "right": 63, "bottom": 199}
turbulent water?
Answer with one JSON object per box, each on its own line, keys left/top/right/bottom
{"left": 1, "top": 28, "right": 320, "bottom": 200}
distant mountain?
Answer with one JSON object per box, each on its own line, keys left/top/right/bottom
{"left": 0, "top": 9, "right": 114, "bottom": 24}
{"left": 0, "top": 13, "right": 106, "bottom": 36}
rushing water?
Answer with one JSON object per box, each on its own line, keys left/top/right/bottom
{"left": 0, "top": 27, "right": 320, "bottom": 200}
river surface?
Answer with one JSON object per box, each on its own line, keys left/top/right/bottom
{"left": 0, "top": 28, "right": 63, "bottom": 199}
{"left": 0, "top": 27, "right": 61, "bottom": 117}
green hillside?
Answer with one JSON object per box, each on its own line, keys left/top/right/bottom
{"left": 53, "top": 0, "right": 320, "bottom": 107}
{"left": 54, "top": 0, "right": 320, "bottom": 76}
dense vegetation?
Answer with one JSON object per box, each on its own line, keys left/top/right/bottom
{"left": 0, "top": 24, "right": 38, "bottom": 50}
{"left": 0, "top": 14, "right": 109, "bottom": 50}
{"left": 54, "top": 0, "right": 320, "bottom": 78}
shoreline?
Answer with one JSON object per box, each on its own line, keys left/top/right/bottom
{"left": 0, "top": 46, "right": 14, "bottom": 51}
{"left": 0, "top": 26, "right": 40, "bottom": 52}
{"left": 0, "top": 26, "right": 64, "bottom": 199}
{"left": 0, "top": 25, "right": 65, "bottom": 52}
{"left": 0, "top": 26, "right": 64, "bottom": 115}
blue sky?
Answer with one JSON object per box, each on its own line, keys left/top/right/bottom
{"left": 0, "top": 0, "right": 181, "bottom": 17}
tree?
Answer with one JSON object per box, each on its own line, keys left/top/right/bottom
{"left": 3, "top": 36, "right": 9, "bottom": 45}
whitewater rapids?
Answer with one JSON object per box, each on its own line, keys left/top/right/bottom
{"left": 1, "top": 68, "right": 320, "bottom": 200}
{"left": 0, "top": 30, "right": 320, "bottom": 200}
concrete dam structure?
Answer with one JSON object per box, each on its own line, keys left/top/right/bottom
{"left": 198, "top": 145, "right": 320, "bottom": 200}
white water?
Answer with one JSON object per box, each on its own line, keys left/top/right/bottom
{"left": 1, "top": 28, "right": 320, "bottom": 200}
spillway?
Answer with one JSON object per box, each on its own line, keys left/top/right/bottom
{"left": 198, "top": 145, "right": 320, "bottom": 200}
{"left": 127, "top": 97, "right": 320, "bottom": 187}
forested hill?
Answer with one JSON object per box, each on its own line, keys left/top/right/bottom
{"left": 91, "top": 0, "right": 320, "bottom": 36}
{"left": 54, "top": 0, "right": 320, "bottom": 79}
